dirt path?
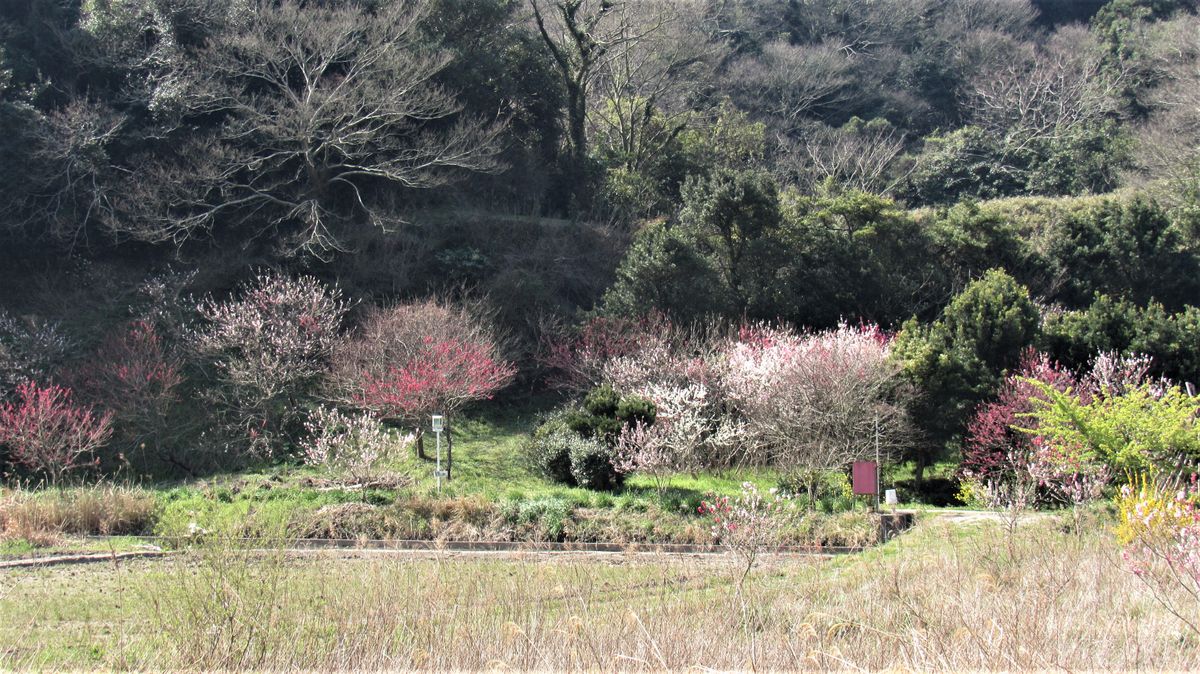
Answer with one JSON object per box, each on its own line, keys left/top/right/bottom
{"left": 924, "top": 509, "right": 1056, "bottom": 525}
{"left": 1, "top": 537, "right": 851, "bottom": 570}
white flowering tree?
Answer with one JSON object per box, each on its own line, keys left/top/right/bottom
{"left": 614, "top": 382, "right": 741, "bottom": 492}
{"left": 303, "top": 406, "right": 410, "bottom": 487}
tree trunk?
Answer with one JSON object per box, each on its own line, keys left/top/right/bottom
{"left": 414, "top": 428, "right": 427, "bottom": 460}
{"left": 568, "top": 86, "right": 587, "bottom": 168}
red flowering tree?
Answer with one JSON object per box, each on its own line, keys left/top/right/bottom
{"left": 962, "top": 349, "right": 1079, "bottom": 482}
{"left": 0, "top": 382, "right": 113, "bottom": 484}
{"left": 72, "top": 321, "right": 183, "bottom": 464}
{"left": 960, "top": 348, "right": 1120, "bottom": 510}
{"left": 331, "top": 300, "right": 515, "bottom": 472}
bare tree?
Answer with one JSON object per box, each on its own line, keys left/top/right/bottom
{"left": 724, "top": 40, "right": 852, "bottom": 130}
{"left": 110, "top": 0, "right": 503, "bottom": 256}
{"left": 588, "top": 1, "right": 726, "bottom": 173}
{"left": 528, "top": 0, "right": 721, "bottom": 170}
{"left": 1, "top": 101, "right": 127, "bottom": 247}
{"left": 777, "top": 119, "right": 910, "bottom": 195}
{"left": 964, "top": 26, "right": 1124, "bottom": 153}
{"left": 1129, "top": 15, "right": 1200, "bottom": 204}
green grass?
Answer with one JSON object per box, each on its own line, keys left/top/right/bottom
{"left": 4, "top": 401, "right": 882, "bottom": 551}
{"left": 139, "top": 402, "right": 861, "bottom": 546}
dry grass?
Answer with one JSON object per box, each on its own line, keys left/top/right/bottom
{"left": 0, "top": 484, "right": 156, "bottom": 547}
{"left": 1, "top": 516, "right": 1197, "bottom": 671}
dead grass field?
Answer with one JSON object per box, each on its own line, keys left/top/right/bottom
{"left": 1, "top": 515, "right": 1196, "bottom": 671}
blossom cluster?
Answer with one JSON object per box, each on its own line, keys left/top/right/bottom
{"left": 354, "top": 336, "right": 517, "bottom": 424}
{"left": 962, "top": 349, "right": 1155, "bottom": 507}
{"left": 1118, "top": 475, "right": 1200, "bottom": 630}
{"left": 558, "top": 317, "right": 906, "bottom": 485}
{"left": 0, "top": 381, "right": 112, "bottom": 484}
{"left": 698, "top": 482, "right": 796, "bottom": 559}
{"left": 303, "top": 406, "right": 410, "bottom": 485}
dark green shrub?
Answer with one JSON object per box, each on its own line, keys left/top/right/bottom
{"left": 892, "top": 477, "right": 964, "bottom": 507}
{"left": 583, "top": 384, "right": 621, "bottom": 417}
{"left": 615, "top": 395, "right": 656, "bottom": 426}
{"left": 569, "top": 436, "right": 624, "bottom": 491}
{"left": 893, "top": 269, "right": 1041, "bottom": 479}
{"left": 563, "top": 409, "right": 622, "bottom": 441}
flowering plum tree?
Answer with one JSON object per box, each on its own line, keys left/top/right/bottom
{"left": 699, "top": 482, "right": 796, "bottom": 592}
{"left": 194, "top": 273, "right": 348, "bottom": 456}
{"left": 541, "top": 312, "right": 674, "bottom": 392}
{"left": 73, "top": 320, "right": 183, "bottom": 462}
{"left": 0, "top": 311, "right": 69, "bottom": 400}
{"left": 962, "top": 349, "right": 1079, "bottom": 485}
{"left": 331, "top": 300, "right": 515, "bottom": 471}
{"left": 614, "top": 382, "right": 741, "bottom": 491}
{"left": 303, "top": 406, "right": 409, "bottom": 487}
{"left": 0, "top": 382, "right": 112, "bottom": 484}
{"left": 720, "top": 323, "right": 910, "bottom": 497}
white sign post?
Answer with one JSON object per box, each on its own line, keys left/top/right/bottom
{"left": 432, "top": 414, "right": 445, "bottom": 492}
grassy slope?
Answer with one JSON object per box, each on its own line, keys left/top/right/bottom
{"left": 3, "top": 402, "right": 877, "bottom": 552}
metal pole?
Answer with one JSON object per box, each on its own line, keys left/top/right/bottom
{"left": 436, "top": 430, "right": 442, "bottom": 493}
{"left": 874, "top": 416, "right": 880, "bottom": 512}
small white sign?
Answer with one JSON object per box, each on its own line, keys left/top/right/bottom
{"left": 431, "top": 414, "right": 445, "bottom": 433}
{"left": 434, "top": 470, "right": 448, "bottom": 478}
{"left": 885, "top": 489, "right": 899, "bottom": 506}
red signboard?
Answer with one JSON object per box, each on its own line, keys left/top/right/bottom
{"left": 852, "top": 461, "right": 878, "bottom": 496}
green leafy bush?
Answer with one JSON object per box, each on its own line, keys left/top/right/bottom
{"left": 568, "top": 436, "right": 624, "bottom": 491}
{"left": 1024, "top": 381, "right": 1200, "bottom": 474}
{"left": 615, "top": 395, "right": 656, "bottom": 426}
{"left": 583, "top": 384, "right": 621, "bottom": 417}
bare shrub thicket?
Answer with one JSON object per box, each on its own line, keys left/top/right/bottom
{"left": 777, "top": 119, "right": 910, "bottom": 196}
{"left": 964, "top": 25, "right": 1122, "bottom": 153}
{"left": 1131, "top": 15, "right": 1200, "bottom": 206}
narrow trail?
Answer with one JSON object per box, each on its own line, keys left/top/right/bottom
{"left": 0, "top": 536, "right": 859, "bottom": 570}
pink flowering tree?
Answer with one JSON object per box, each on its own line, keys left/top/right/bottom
{"left": 699, "top": 482, "right": 797, "bottom": 592}
{"left": 331, "top": 300, "right": 515, "bottom": 472}
{"left": 194, "top": 273, "right": 348, "bottom": 456}
{"left": 0, "top": 382, "right": 113, "bottom": 485}
{"left": 719, "top": 323, "right": 910, "bottom": 499}
{"left": 540, "top": 313, "right": 673, "bottom": 392}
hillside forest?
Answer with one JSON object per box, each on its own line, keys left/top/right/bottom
{"left": 3, "top": 0, "right": 1200, "bottom": 494}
